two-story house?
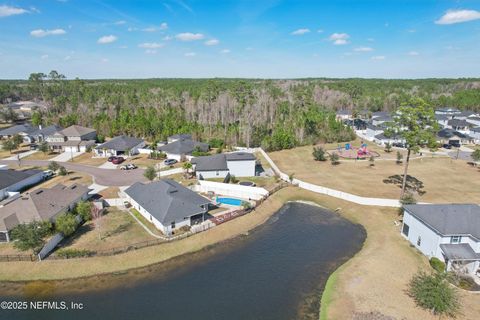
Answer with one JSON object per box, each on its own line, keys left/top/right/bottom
{"left": 401, "top": 204, "right": 480, "bottom": 276}
{"left": 47, "top": 125, "right": 97, "bottom": 153}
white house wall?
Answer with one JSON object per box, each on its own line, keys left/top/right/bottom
{"left": 0, "top": 172, "right": 44, "bottom": 201}
{"left": 227, "top": 160, "right": 256, "bottom": 177}
{"left": 402, "top": 211, "right": 443, "bottom": 260}
{"left": 196, "top": 170, "right": 229, "bottom": 179}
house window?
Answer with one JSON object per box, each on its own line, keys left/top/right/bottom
{"left": 402, "top": 223, "right": 410, "bottom": 237}
{"left": 450, "top": 236, "right": 462, "bottom": 244}
{"left": 216, "top": 171, "right": 219, "bottom": 176}
{"left": 416, "top": 236, "right": 421, "bottom": 247}
{"left": 171, "top": 221, "right": 176, "bottom": 229}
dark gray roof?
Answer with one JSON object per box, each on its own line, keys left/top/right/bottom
{"left": 437, "top": 128, "right": 466, "bottom": 139}
{"left": 448, "top": 119, "right": 470, "bottom": 127}
{"left": 158, "top": 139, "right": 209, "bottom": 155}
{"left": 226, "top": 152, "right": 256, "bottom": 161}
{"left": 372, "top": 111, "right": 390, "bottom": 118}
{"left": 372, "top": 115, "right": 392, "bottom": 122}
{"left": 457, "top": 110, "right": 476, "bottom": 117}
{"left": 436, "top": 107, "right": 460, "bottom": 113}
{"left": 191, "top": 154, "right": 229, "bottom": 171}
{"left": 404, "top": 204, "right": 480, "bottom": 240}
{"left": 435, "top": 114, "right": 449, "bottom": 121}
{"left": 471, "top": 127, "right": 480, "bottom": 133}
{"left": 0, "top": 169, "right": 43, "bottom": 190}
{"left": 440, "top": 244, "right": 480, "bottom": 261}
{"left": 96, "top": 135, "right": 144, "bottom": 151}
{"left": 124, "top": 179, "right": 210, "bottom": 224}
{"left": 366, "top": 123, "right": 382, "bottom": 130}
{"left": 30, "top": 125, "right": 63, "bottom": 137}
{"left": 374, "top": 133, "right": 402, "bottom": 140}
{"left": 0, "top": 124, "right": 36, "bottom": 136}
{"left": 169, "top": 133, "right": 192, "bottom": 140}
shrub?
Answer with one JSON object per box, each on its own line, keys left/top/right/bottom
{"left": 400, "top": 192, "right": 417, "bottom": 205}
{"left": 430, "top": 257, "right": 446, "bottom": 273}
{"left": 58, "top": 166, "right": 68, "bottom": 176}
{"left": 230, "top": 175, "right": 238, "bottom": 184}
{"left": 384, "top": 142, "right": 392, "bottom": 153}
{"left": 396, "top": 151, "right": 403, "bottom": 164}
{"left": 56, "top": 248, "right": 94, "bottom": 259}
{"left": 10, "top": 221, "right": 52, "bottom": 253}
{"left": 209, "top": 138, "right": 224, "bottom": 148}
{"left": 48, "top": 161, "right": 60, "bottom": 172}
{"left": 76, "top": 201, "right": 92, "bottom": 221}
{"left": 330, "top": 152, "right": 340, "bottom": 165}
{"left": 55, "top": 213, "right": 78, "bottom": 236}
{"left": 408, "top": 271, "right": 460, "bottom": 317}
{"left": 144, "top": 166, "right": 156, "bottom": 181}
{"left": 312, "top": 146, "right": 327, "bottom": 161}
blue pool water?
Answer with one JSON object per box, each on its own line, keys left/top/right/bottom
{"left": 217, "top": 197, "right": 243, "bottom": 206}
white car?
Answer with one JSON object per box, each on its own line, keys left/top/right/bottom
{"left": 43, "top": 170, "right": 54, "bottom": 178}
{"left": 120, "top": 164, "right": 137, "bottom": 170}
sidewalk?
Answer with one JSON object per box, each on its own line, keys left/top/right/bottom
{"left": 4, "top": 150, "right": 37, "bottom": 160}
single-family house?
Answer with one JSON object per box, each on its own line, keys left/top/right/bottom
{"left": 469, "top": 127, "right": 480, "bottom": 144}
{"left": 452, "top": 110, "right": 476, "bottom": 120}
{"left": 94, "top": 135, "right": 145, "bottom": 157}
{"left": 401, "top": 204, "right": 480, "bottom": 275}
{"left": 371, "top": 115, "right": 393, "bottom": 127}
{"left": 466, "top": 116, "right": 480, "bottom": 127}
{"left": 0, "top": 183, "right": 91, "bottom": 242}
{"left": 124, "top": 179, "right": 211, "bottom": 236}
{"left": 447, "top": 119, "right": 471, "bottom": 134}
{"left": 158, "top": 138, "right": 209, "bottom": 161}
{"left": 0, "top": 124, "right": 37, "bottom": 143}
{"left": 437, "top": 128, "right": 470, "bottom": 146}
{"left": 335, "top": 110, "right": 352, "bottom": 121}
{"left": 435, "top": 114, "right": 450, "bottom": 128}
{"left": 435, "top": 107, "right": 461, "bottom": 116}
{"left": 373, "top": 133, "right": 404, "bottom": 146}
{"left": 46, "top": 125, "right": 97, "bottom": 152}
{"left": 191, "top": 152, "right": 257, "bottom": 179}
{"left": 167, "top": 133, "right": 192, "bottom": 143}
{"left": 30, "top": 125, "right": 63, "bottom": 143}
{"left": 0, "top": 169, "right": 44, "bottom": 201}
{"left": 365, "top": 124, "right": 384, "bottom": 140}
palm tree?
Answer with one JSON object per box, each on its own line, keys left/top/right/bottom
{"left": 183, "top": 162, "right": 193, "bottom": 177}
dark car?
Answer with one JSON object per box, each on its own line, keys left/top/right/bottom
{"left": 442, "top": 144, "right": 452, "bottom": 149}
{"left": 29, "top": 144, "right": 38, "bottom": 150}
{"left": 107, "top": 156, "right": 117, "bottom": 162}
{"left": 392, "top": 142, "right": 405, "bottom": 148}
{"left": 112, "top": 157, "right": 125, "bottom": 164}
{"left": 449, "top": 141, "right": 461, "bottom": 148}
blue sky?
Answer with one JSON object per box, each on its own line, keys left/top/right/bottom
{"left": 0, "top": 0, "right": 480, "bottom": 79}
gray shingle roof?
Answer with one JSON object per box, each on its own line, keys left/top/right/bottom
{"left": 124, "top": 179, "right": 210, "bottom": 225}
{"left": 191, "top": 154, "right": 229, "bottom": 171}
{"left": 437, "top": 128, "right": 466, "bottom": 139}
{"left": 158, "top": 139, "right": 209, "bottom": 155}
{"left": 30, "top": 125, "right": 63, "bottom": 138}
{"left": 226, "top": 152, "right": 256, "bottom": 161}
{"left": 448, "top": 119, "right": 470, "bottom": 127}
{"left": 404, "top": 204, "right": 480, "bottom": 240}
{"left": 95, "top": 135, "right": 144, "bottom": 152}
{"left": 0, "top": 169, "right": 43, "bottom": 190}
{"left": 440, "top": 244, "right": 480, "bottom": 261}
{"left": 471, "top": 127, "right": 480, "bottom": 133}
{"left": 0, "top": 124, "right": 36, "bottom": 136}
{"left": 59, "top": 125, "right": 96, "bottom": 137}
{"left": 435, "top": 114, "right": 449, "bottom": 121}
{"left": 169, "top": 133, "right": 192, "bottom": 140}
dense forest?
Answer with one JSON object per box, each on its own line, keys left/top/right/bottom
{"left": 1, "top": 72, "right": 480, "bottom": 151}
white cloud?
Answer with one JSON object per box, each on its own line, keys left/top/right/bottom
{"left": 162, "top": 35, "right": 172, "bottom": 41}
{"left": 204, "top": 39, "right": 219, "bottom": 46}
{"left": 160, "top": 22, "right": 168, "bottom": 30}
{"left": 407, "top": 51, "right": 420, "bottom": 56}
{"left": 114, "top": 20, "right": 126, "bottom": 25}
{"left": 145, "top": 49, "right": 157, "bottom": 54}
{"left": 184, "top": 52, "right": 196, "bottom": 57}
{"left": 41, "top": 54, "right": 49, "bottom": 60}
{"left": 142, "top": 27, "right": 157, "bottom": 32}
{"left": 175, "top": 32, "right": 204, "bottom": 41}
{"left": 435, "top": 9, "right": 480, "bottom": 25}
{"left": 329, "top": 33, "right": 350, "bottom": 45}
{"left": 220, "top": 49, "right": 231, "bottom": 54}
{"left": 354, "top": 47, "right": 373, "bottom": 52}
{"left": 30, "top": 29, "right": 66, "bottom": 37}
{"left": 317, "top": 29, "right": 324, "bottom": 33}
{"left": 291, "top": 28, "right": 310, "bottom": 35}
{"left": 138, "top": 42, "right": 164, "bottom": 49}
{"left": 0, "top": 5, "right": 28, "bottom": 17}
{"left": 64, "top": 55, "right": 71, "bottom": 61}
{"left": 371, "top": 55, "right": 386, "bottom": 60}
{"left": 97, "top": 35, "right": 117, "bottom": 44}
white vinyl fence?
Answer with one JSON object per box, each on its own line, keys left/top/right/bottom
{"left": 256, "top": 148, "right": 401, "bottom": 207}
{"left": 193, "top": 180, "right": 268, "bottom": 200}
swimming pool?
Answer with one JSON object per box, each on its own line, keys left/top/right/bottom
{"left": 216, "top": 197, "right": 243, "bottom": 206}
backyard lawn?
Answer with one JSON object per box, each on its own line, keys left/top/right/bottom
{"left": 269, "top": 145, "right": 480, "bottom": 203}
{"left": 59, "top": 207, "right": 153, "bottom": 252}
{"left": 125, "top": 154, "right": 161, "bottom": 168}
{"left": 0, "top": 145, "right": 30, "bottom": 159}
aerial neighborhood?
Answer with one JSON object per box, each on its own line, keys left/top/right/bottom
{"left": 1, "top": 82, "right": 480, "bottom": 320}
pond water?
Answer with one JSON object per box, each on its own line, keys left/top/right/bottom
{"left": 0, "top": 202, "right": 366, "bottom": 320}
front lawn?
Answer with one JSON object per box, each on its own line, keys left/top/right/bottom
{"left": 70, "top": 152, "right": 109, "bottom": 166}
{"left": 24, "top": 151, "right": 59, "bottom": 161}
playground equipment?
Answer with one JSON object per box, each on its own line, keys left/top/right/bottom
{"left": 332, "top": 143, "right": 380, "bottom": 159}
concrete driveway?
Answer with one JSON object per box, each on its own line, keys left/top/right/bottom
{"left": 0, "top": 159, "right": 147, "bottom": 186}
{"left": 50, "top": 151, "right": 84, "bottom": 162}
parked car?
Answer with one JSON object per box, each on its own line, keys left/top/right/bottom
{"left": 29, "top": 144, "right": 38, "bottom": 150}
{"left": 442, "top": 144, "right": 452, "bottom": 149}
{"left": 120, "top": 164, "right": 137, "bottom": 170}
{"left": 107, "top": 156, "right": 116, "bottom": 162}
{"left": 112, "top": 157, "right": 125, "bottom": 164}
{"left": 164, "top": 158, "right": 177, "bottom": 166}
{"left": 392, "top": 142, "right": 405, "bottom": 148}
{"left": 43, "top": 170, "right": 54, "bottom": 179}
{"left": 449, "top": 141, "right": 461, "bottom": 148}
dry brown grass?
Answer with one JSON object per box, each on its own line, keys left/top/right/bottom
{"left": 23, "top": 151, "right": 59, "bottom": 161}
{"left": 125, "top": 154, "right": 161, "bottom": 168}
{"left": 269, "top": 145, "right": 480, "bottom": 203}
{"left": 98, "top": 187, "right": 120, "bottom": 199}
{"left": 0, "top": 188, "right": 478, "bottom": 319}
{"left": 60, "top": 207, "right": 152, "bottom": 252}
{"left": 0, "top": 145, "right": 30, "bottom": 159}
{"left": 31, "top": 171, "right": 93, "bottom": 190}
{"left": 70, "top": 153, "right": 108, "bottom": 166}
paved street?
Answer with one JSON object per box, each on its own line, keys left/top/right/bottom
{"left": 0, "top": 159, "right": 147, "bottom": 186}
